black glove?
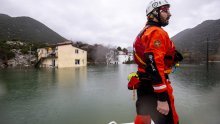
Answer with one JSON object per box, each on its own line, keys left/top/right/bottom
{"left": 174, "top": 50, "right": 183, "bottom": 62}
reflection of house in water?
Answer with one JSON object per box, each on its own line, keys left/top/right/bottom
{"left": 57, "top": 67, "right": 87, "bottom": 88}
{"left": 106, "top": 50, "right": 133, "bottom": 64}
{"left": 36, "top": 41, "right": 87, "bottom": 68}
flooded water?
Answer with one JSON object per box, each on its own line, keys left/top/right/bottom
{"left": 0, "top": 63, "right": 220, "bottom": 124}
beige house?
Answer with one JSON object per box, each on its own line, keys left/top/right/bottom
{"left": 36, "top": 42, "right": 87, "bottom": 68}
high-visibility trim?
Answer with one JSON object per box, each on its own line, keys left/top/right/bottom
{"left": 138, "top": 68, "right": 145, "bottom": 73}
{"left": 154, "top": 88, "right": 167, "bottom": 93}
{"left": 153, "top": 84, "right": 167, "bottom": 91}
{"left": 164, "top": 69, "right": 172, "bottom": 74}
{"left": 134, "top": 52, "right": 146, "bottom": 66}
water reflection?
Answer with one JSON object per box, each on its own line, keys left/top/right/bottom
{"left": 0, "top": 81, "right": 6, "bottom": 96}
{"left": 174, "top": 63, "right": 220, "bottom": 89}
{"left": 0, "top": 64, "right": 220, "bottom": 124}
{"left": 171, "top": 63, "right": 220, "bottom": 124}
{"left": 56, "top": 67, "right": 87, "bottom": 88}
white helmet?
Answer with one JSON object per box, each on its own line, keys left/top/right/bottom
{"left": 146, "top": 0, "right": 170, "bottom": 16}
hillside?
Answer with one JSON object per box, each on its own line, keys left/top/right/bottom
{"left": 0, "top": 14, "right": 66, "bottom": 43}
{"left": 171, "top": 19, "right": 220, "bottom": 62}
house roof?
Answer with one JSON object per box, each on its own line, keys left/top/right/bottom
{"left": 37, "top": 41, "right": 86, "bottom": 52}
{"left": 56, "top": 41, "right": 73, "bottom": 46}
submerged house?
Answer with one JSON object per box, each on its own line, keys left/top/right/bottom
{"left": 118, "top": 51, "right": 133, "bottom": 64}
{"left": 36, "top": 42, "right": 87, "bottom": 68}
{"left": 106, "top": 50, "right": 134, "bottom": 64}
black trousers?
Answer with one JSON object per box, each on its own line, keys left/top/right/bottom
{"left": 136, "top": 82, "right": 174, "bottom": 124}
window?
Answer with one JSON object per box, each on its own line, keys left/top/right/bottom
{"left": 75, "top": 49, "right": 79, "bottom": 54}
{"left": 75, "top": 59, "right": 80, "bottom": 65}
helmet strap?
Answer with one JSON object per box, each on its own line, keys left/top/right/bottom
{"left": 156, "top": 8, "right": 162, "bottom": 26}
{"left": 150, "top": 8, "right": 162, "bottom": 27}
{"left": 152, "top": 8, "right": 159, "bottom": 19}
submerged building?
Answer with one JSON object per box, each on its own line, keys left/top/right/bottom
{"left": 36, "top": 42, "right": 87, "bottom": 68}
{"left": 106, "top": 50, "right": 133, "bottom": 64}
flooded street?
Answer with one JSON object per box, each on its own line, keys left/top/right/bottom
{"left": 0, "top": 64, "right": 220, "bottom": 124}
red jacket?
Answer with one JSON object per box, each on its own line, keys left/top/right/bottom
{"left": 134, "top": 25, "right": 176, "bottom": 93}
{"left": 133, "top": 25, "right": 178, "bottom": 124}
{"left": 133, "top": 25, "right": 179, "bottom": 124}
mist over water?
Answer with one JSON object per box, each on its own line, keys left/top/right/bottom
{"left": 0, "top": 64, "right": 220, "bottom": 124}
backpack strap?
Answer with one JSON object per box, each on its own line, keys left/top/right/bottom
{"left": 133, "top": 25, "right": 151, "bottom": 67}
{"left": 134, "top": 52, "right": 146, "bottom": 66}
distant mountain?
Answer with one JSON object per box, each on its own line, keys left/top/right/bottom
{"left": 0, "top": 14, "right": 66, "bottom": 43}
{"left": 171, "top": 19, "right": 220, "bottom": 62}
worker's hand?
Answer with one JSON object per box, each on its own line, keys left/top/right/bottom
{"left": 157, "top": 100, "right": 169, "bottom": 115}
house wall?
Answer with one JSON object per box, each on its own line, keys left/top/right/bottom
{"left": 118, "top": 54, "right": 128, "bottom": 64}
{"left": 40, "top": 58, "right": 51, "bottom": 67}
{"left": 57, "top": 44, "right": 87, "bottom": 68}
{"left": 37, "top": 48, "right": 48, "bottom": 60}
{"left": 117, "top": 51, "right": 134, "bottom": 64}
{"left": 128, "top": 52, "right": 133, "bottom": 61}
{"left": 40, "top": 58, "right": 58, "bottom": 68}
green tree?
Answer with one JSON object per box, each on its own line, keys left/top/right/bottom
{"left": 122, "top": 48, "right": 128, "bottom": 54}
{"left": 117, "top": 46, "right": 122, "bottom": 51}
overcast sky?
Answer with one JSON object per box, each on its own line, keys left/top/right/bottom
{"left": 1, "top": 0, "right": 220, "bottom": 48}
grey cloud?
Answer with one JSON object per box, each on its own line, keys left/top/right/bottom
{"left": 1, "top": 0, "right": 220, "bottom": 47}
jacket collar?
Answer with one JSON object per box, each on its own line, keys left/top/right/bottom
{"left": 146, "top": 20, "right": 161, "bottom": 27}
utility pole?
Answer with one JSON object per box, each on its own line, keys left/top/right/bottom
{"left": 29, "top": 44, "right": 32, "bottom": 66}
{"left": 206, "top": 38, "right": 209, "bottom": 72}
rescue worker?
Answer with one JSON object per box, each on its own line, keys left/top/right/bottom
{"left": 132, "top": 0, "right": 182, "bottom": 124}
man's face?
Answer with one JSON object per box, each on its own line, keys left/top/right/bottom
{"left": 159, "top": 5, "right": 171, "bottom": 26}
